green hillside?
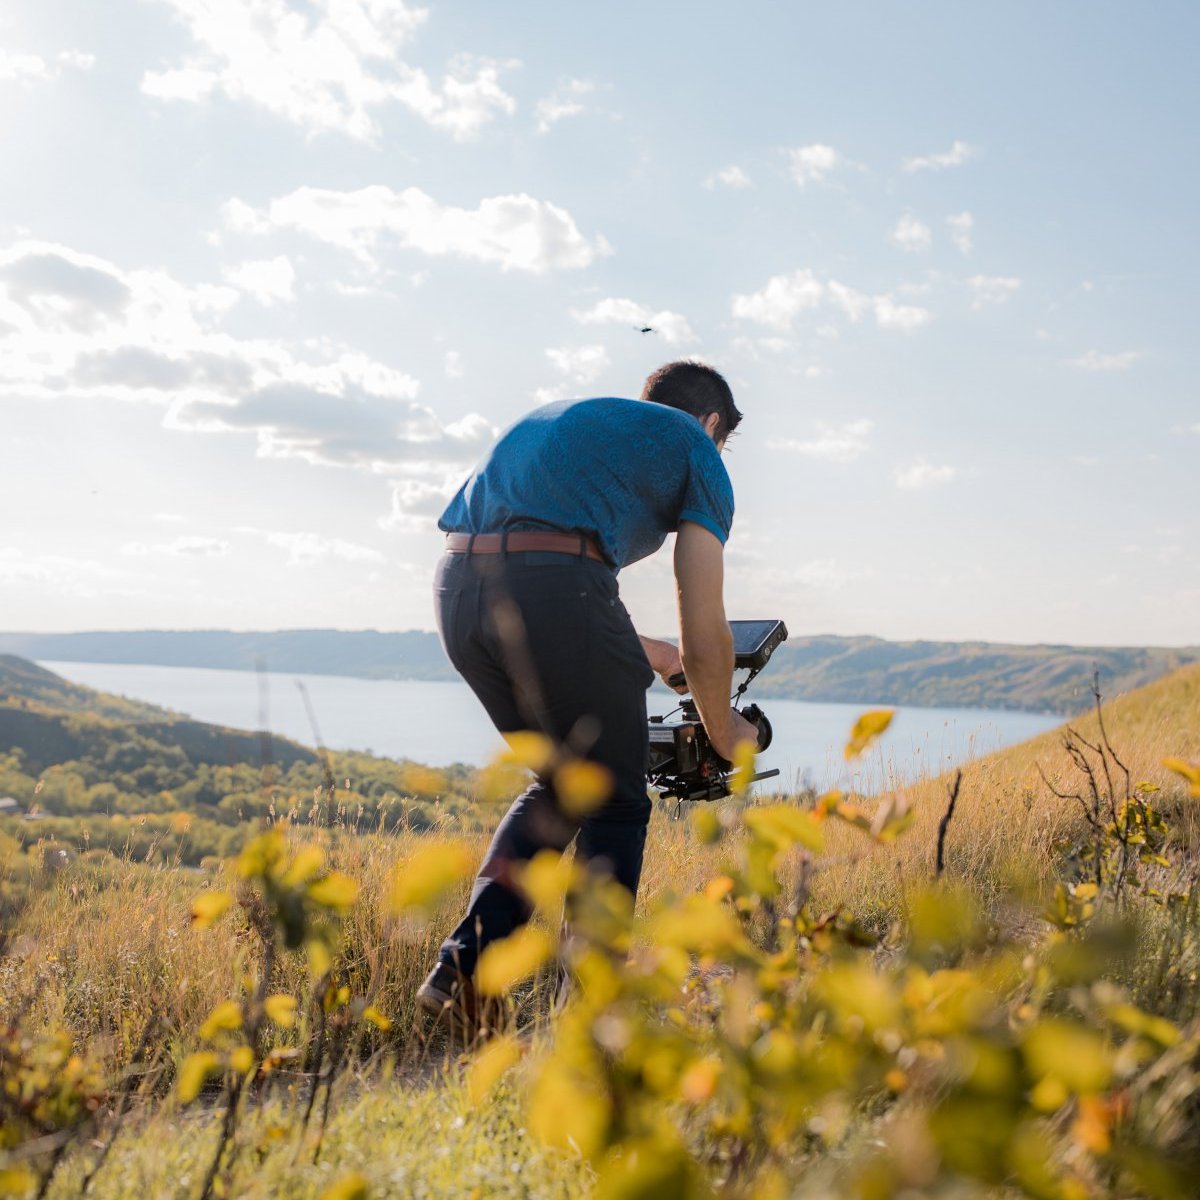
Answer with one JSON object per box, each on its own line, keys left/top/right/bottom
{"left": 0, "top": 657, "right": 480, "bottom": 864}
{"left": 750, "top": 635, "right": 1200, "bottom": 713}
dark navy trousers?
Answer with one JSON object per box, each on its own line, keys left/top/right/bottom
{"left": 433, "top": 549, "right": 655, "bottom": 976}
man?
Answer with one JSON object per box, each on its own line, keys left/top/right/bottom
{"left": 416, "top": 359, "right": 759, "bottom": 1026}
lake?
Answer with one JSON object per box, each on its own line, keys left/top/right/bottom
{"left": 42, "top": 660, "right": 1061, "bottom": 794}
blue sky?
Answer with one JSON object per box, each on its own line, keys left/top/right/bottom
{"left": 1, "top": 1, "right": 1196, "bottom": 645}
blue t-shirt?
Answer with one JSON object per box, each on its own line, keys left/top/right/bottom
{"left": 438, "top": 397, "right": 734, "bottom": 569}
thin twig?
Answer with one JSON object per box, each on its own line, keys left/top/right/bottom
{"left": 936, "top": 771, "right": 963, "bottom": 878}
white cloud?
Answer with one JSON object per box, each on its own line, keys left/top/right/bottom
{"left": 58, "top": 50, "right": 97, "bottom": 70}
{"left": 705, "top": 165, "right": 752, "bottom": 190}
{"left": 141, "top": 0, "right": 515, "bottom": 141}
{"left": 0, "top": 239, "right": 497, "bottom": 475}
{"left": 379, "top": 474, "right": 463, "bottom": 531}
{"left": 535, "top": 78, "right": 595, "bottom": 133}
{"left": 872, "top": 295, "right": 932, "bottom": 331}
{"left": 121, "top": 536, "right": 231, "bottom": 557}
{"left": 1064, "top": 349, "right": 1141, "bottom": 371}
{"left": 895, "top": 460, "right": 957, "bottom": 490}
{"left": 947, "top": 211, "right": 974, "bottom": 255}
{"left": 732, "top": 268, "right": 931, "bottom": 333}
{"left": 731, "top": 268, "right": 824, "bottom": 331}
{"left": 224, "top": 256, "right": 296, "bottom": 305}
{"left": 904, "top": 140, "right": 976, "bottom": 173}
{"left": 546, "top": 344, "right": 610, "bottom": 384}
{"left": 226, "top": 185, "right": 610, "bottom": 273}
{"left": 892, "top": 213, "right": 932, "bottom": 252}
{"left": 787, "top": 143, "right": 842, "bottom": 187}
{"left": 168, "top": 368, "right": 498, "bottom": 473}
{"left": 237, "top": 527, "right": 385, "bottom": 566}
{"left": 0, "top": 51, "right": 50, "bottom": 82}
{"left": 0, "top": 47, "right": 98, "bottom": 84}
{"left": 443, "top": 350, "right": 464, "bottom": 379}
{"left": 571, "top": 297, "right": 697, "bottom": 344}
{"left": 768, "top": 419, "right": 873, "bottom": 463}
{"left": 967, "top": 275, "right": 1021, "bottom": 309}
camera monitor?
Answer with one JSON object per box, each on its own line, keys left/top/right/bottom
{"left": 730, "top": 619, "right": 788, "bottom": 671}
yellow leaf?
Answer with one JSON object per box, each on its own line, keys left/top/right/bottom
{"left": 362, "top": 1005, "right": 391, "bottom": 1031}
{"left": 389, "top": 840, "right": 475, "bottom": 914}
{"left": 743, "top": 805, "right": 825, "bottom": 852}
{"left": 554, "top": 759, "right": 613, "bottom": 816}
{"left": 690, "top": 806, "right": 722, "bottom": 844}
{"left": 680, "top": 1057, "right": 721, "bottom": 1103}
{"left": 476, "top": 926, "right": 554, "bottom": 996}
{"left": 813, "top": 964, "right": 902, "bottom": 1034}
{"left": 844, "top": 709, "right": 895, "bottom": 760}
{"left": 307, "top": 871, "right": 360, "bottom": 912}
{"left": 466, "top": 1033, "right": 521, "bottom": 1104}
{"left": 200, "top": 1000, "right": 243, "bottom": 1041}
{"left": 323, "top": 982, "right": 351, "bottom": 1013}
{"left": 177, "top": 1051, "right": 220, "bottom": 1103}
{"left": 264, "top": 994, "right": 297, "bottom": 1028}
{"left": 307, "top": 938, "right": 333, "bottom": 979}
{"left": 730, "top": 739, "right": 757, "bottom": 797}
{"left": 282, "top": 844, "right": 325, "bottom": 887}
{"left": 649, "top": 895, "right": 747, "bottom": 955}
{"left": 237, "top": 829, "right": 286, "bottom": 879}
{"left": 527, "top": 1058, "right": 610, "bottom": 1156}
{"left": 1162, "top": 756, "right": 1200, "bottom": 798}
{"left": 1023, "top": 1019, "right": 1113, "bottom": 1094}
{"left": 318, "top": 1172, "right": 370, "bottom": 1200}
{"left": 1072, "top": 1095, "right": 1112, "bottom": 1154}
{"left": 499, "top": 730, "right": 557, "bottom": 775}
{"left": 703, "top": 875, "right": 735, "bottom": 902}
{"left": 518, "top": 849, "right": 581, "bottom": 915}
{"left": 229, "top": 1045, "right": 255, "bottom": 1075}
{"left": 191, "top": 890, "right": 233, "bottom": 929}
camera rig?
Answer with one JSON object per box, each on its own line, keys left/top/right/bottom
{"left": 646, "top": 619, "right": 787, "bottom": 803}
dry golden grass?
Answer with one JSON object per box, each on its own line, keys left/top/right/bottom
{"left": 2, "top": 664, "right": 1197, "bottom": 1082}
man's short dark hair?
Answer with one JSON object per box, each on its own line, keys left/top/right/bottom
{"left": 640, "top": 360, "right": 742, "bottom": 442}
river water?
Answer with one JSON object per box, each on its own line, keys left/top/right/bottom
{"left": 42, "top": 660, "right": 1060, "bottom": 794}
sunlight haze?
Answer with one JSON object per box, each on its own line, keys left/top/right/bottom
{"left": 2, "top": 1, "right": 1196, "bottom": 645}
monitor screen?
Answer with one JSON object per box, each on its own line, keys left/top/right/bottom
{"left": 730, "top": 620, "right": 782, "bottom": 656}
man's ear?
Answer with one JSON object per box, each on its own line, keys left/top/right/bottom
{"left": 701, "top": 412, "right": 721, "bottom": 441}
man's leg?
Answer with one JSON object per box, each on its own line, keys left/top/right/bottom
{"left": 424, "top": 553, "right": 653, "bottom": 993}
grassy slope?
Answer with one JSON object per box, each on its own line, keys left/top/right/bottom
{"left": 4, "top": 664, "right": 1197, "bottom": 1199}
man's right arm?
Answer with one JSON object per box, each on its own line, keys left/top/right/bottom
{"left": 673, "top": 521, "right": 759, "bottom": 761}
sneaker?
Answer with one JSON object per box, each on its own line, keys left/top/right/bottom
{"left": 415, "top": 962, "right": 480, "bottom": 1035}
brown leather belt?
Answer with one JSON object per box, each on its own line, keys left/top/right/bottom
{"left": 445, "top": 531, "right": 607, "bottom": 564}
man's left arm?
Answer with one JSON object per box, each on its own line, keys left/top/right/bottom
{"left": 638, "top": 635, "right": 687, "bottom": 693}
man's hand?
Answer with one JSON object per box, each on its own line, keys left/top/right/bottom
{"left": 638, "top": 636, "right": 688, "bottom": 693}
{"left": 707, "top": 707, "right": 761, "bottom": 763}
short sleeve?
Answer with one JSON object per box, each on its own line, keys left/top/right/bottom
{"left": 677, "top": 438, "right": 734, "bottom": 544}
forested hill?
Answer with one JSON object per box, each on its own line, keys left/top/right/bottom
{"left": 0, "top": 654, "right": 319, "bottom": 777}
{"left": 2, "top": 631, "right": 1197, "bottom": 716}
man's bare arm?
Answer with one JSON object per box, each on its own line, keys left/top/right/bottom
{"left": 637, "top": 635, "right": 687, "bottom": 691}
{"left": 673, "top": 522, "right": 758, "bottom": 760}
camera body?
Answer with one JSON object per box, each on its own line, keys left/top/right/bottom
{"left": 646, "top": 620, "right": 787, "bottom": 804}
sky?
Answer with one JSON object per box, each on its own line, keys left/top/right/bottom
{"left": 1, "top": 0, "right": 1196, "bottom": 647}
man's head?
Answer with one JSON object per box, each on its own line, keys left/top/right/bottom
{"left": 640, "top": 360, "right": 742, "bottom": 446}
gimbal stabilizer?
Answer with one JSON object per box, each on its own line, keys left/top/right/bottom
{"left": 646, "top": 619, "right": 787, "bottom": 803}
